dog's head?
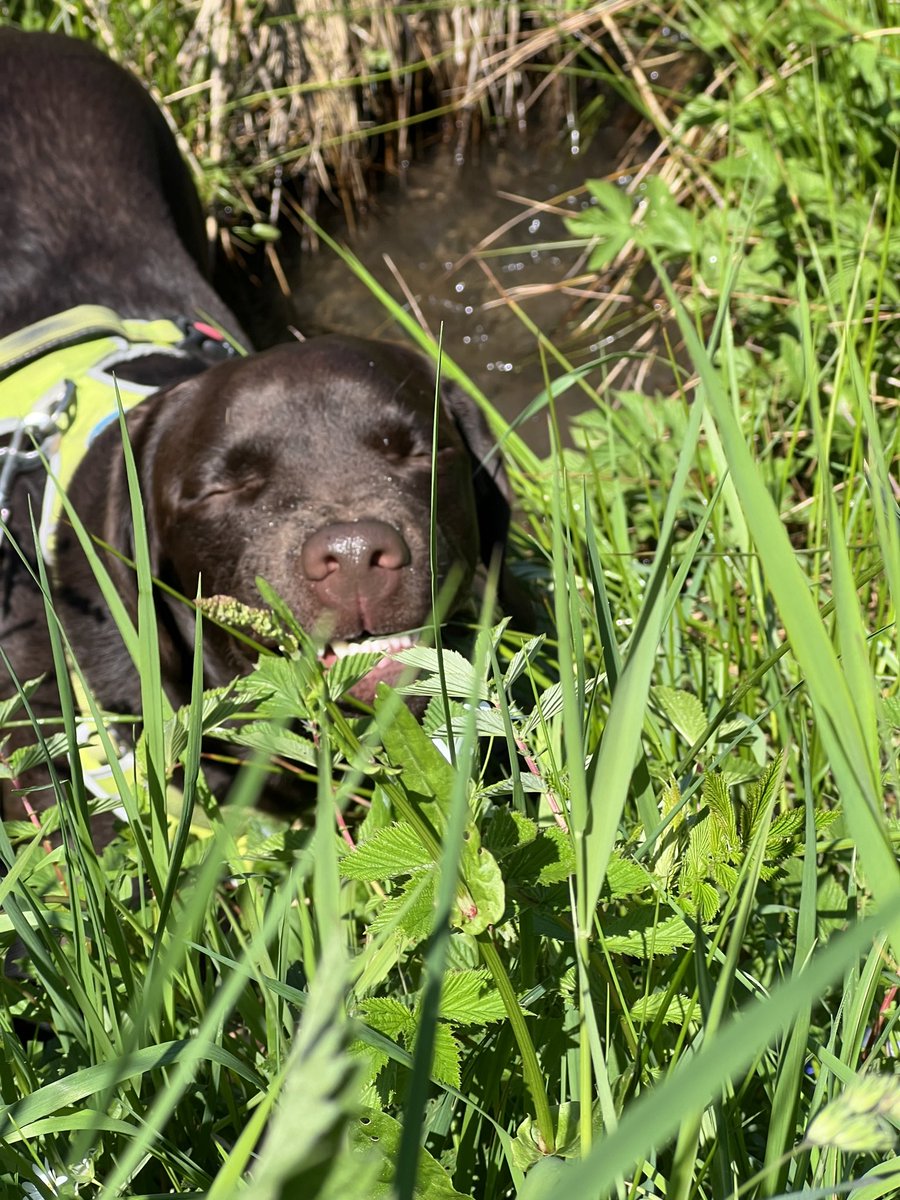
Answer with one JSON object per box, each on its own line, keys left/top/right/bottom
{"left": 130, "top": 335, "right": 511, "bottom": 700}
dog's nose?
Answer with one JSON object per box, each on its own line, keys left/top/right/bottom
{"left": 301, "top": 520, "right": 411, "bottom": 623}
{"left": 301, "top": 520, "right": 410, "bottom": 580}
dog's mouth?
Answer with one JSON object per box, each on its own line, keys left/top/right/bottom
{"left": 317, "top": 632, "right": 420, "bottom": 705}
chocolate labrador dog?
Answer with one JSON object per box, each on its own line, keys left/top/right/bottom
{"left": 0, "top": 29, "right": 512, "bottom": 821}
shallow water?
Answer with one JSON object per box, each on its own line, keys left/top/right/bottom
{"left": 285, "top": 126, "right": 632, "bottom": 455}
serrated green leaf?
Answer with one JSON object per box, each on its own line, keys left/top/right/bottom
{"left": 395, "top": 646, "right": 487, "bottom": 701}
{"left": 692, "top": 880, "right": 721, "bottom": 922}
{"left": 369, "top": 875, "right": 436, "bottom": 943}
{"left": 503, "top": 635, "right": 547, "bottom": 688}
{"left": 358, "top": 997, "right": 417, "bottom": 1044}
{"left": 483, "top": 809, "right": 538, "bottom": 858}
{"left": 703, "top": 772, "right": 738, "bottom": 858}
{"left": 654, "top": 685, "right": 708, "bottom": 745}
{"left": 565, "top": 180, "right": 633, "bottom": 269}
{"left": 340, "top": 823, "right": 432, "bottom": 881}
{"left": 767, "top": 809, "right": 805, "bottom": 846}
{"left": 217, "top": 721, "right": 317, "bottom": 766}
{"left": 430, "top": 1021, "right": 462, "bottom": 1088}
{"left": 506, "top": 825, "right": 575, "bottom": 887}
{"left": 741, "top": 755, "right": 785, "bottom": 844}
{"left": 640, "top": 175, "right": 697, "bottom": 255}
{"left": 0, "top": 676, "right": 46, "bottom": 727}
{"left": 327, "top": 651, "right": 384, "bottom": 700}
{"left": 422, "top": 696, "right": 469, "bottom": 739}
{"left": 8, "top": 733, "right": 71, "bottom": 775}
{"left": 601, "top": 910, "right": 695, "bottom": 957}
{"left": 439, "top": 970, "right": 507, "bottom": 1024}
{"left": 522, "top": 678, "right": 596, "bottom": 735}
{"left": 606, "top": 852, "right": 651, "bottom": 899}
{"left": 629, "top": 992, "right": 699, "bottom": 1027}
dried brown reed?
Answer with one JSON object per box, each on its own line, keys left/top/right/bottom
{"left": 55, "top": 0, "right": 641, "bottom": 215}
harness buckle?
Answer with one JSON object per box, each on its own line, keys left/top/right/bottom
{"left": 177, "top": 319, "right": 238, "bottom": 362}
{"left": 0, "top": 379, "right": 76, "bottom": 539}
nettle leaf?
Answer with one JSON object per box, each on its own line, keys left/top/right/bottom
{"left": 654, "top": 777, "right": 684, "bottom": 884}
{"left": 251, "top": 652, "right": 321, "bottom": 714}
{"left": 446, "top": 932, "right": 481, "bottom": 971}
{"left": 767, "top": 809, "right": 805, "bottom": 848}
{"left": 357, "top": 997, "right": 417, "bottom": 1044}
{"left": 216, "top": 721, "right": 317, "bottom": 766}
{"left": 482, "top": 809, "right": 538, "bottom": 858}
{"left": 349, "top": 1108, "right": 469, "bottom": 1199}
{"left": 718, "top": 757, "right": 762, "bottom": 788}
{"left": 327, "top": 651, "right": 383, "bottom": 700}
{"left": 349, "top": 1039, "right": 390, "bottom": 1096}
{"left": 437, "top": 709, "right": 509, "bottom": 738}
{"left": 654, "top": 685, "right": 707, "bottom": 746}
{"left": 456, "top": 828, "right": 505, "bottom": 935}
{"left": 507, "top": 826, "right": 576, "bottom": 887}
{"left": 369, "top": 875, "right": 437, "bottom": 944}
{"left": 814, "top": 808, "right": 840, "bottom": 835}
{"left": 422, "top": 696, "right": 469, "bottom": 740}
{"left": 479, "top": 776, "right": 549, "bottom": 798}
{"left": 357, "top": 787, "right": 396, "bottom": 841}
{"left": 703, "top": 773, "right": 738, "bottom": 859}
{"left": 439, "top": 970, "right": 507, "bottom": 1024}
{"left": 522, "top": 678, "right": 596, "bottom": 735}
{"left": 606, "top": 852, "right": 652, "bottom": 899}
{"left": 340, "top": 823, "right": 432, "bottom": 881}
{"left": 167, "top": 686, "right": 259, "bottom": 763}
{"left": 629, "top": 992, "right": 699, "bottom": 1027}
{"left": 741, "top": 755, "right": 785, "bottom": 844}
{"left": 6, "top": 733, "right": 70, "bottom": 776}
{"left": 600, "top": 909, "right": 694, "bottom": 957}
{"left": 430, "top": 1021, "right": 462, "bottom": 1089}
{"left": 395, "top": 646, "right": 487, "bottom": 701}
{"left": 503, "top": 635, "right": 547, "bottom": 688}
{"left": 0, "top": 676, "right": 46, "bottom": 728}
{"left": 680, "top": 815, "right": 713, "bottom": 895}
{"left": 712, "top": 861, "right": 739, "bottom": 892}
{"left": 882, "top": 694, "right": 900, "bottom": 728}
{"left": 685, "top": 880, "right": 721, "bottom": 923}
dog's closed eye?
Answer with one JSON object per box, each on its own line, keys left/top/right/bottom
{"left": 363, "top": 422, "right": 455, "bottom": 465}
{"left": 180, "top": 442, "right": 274, "bottom": 504}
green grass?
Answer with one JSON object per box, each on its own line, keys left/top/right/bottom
{"left": 3, "top": 1, "right": 900, "bottom": 1198}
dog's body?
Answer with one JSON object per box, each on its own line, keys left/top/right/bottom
{"left": 0, "top": 29, "right": 511, "bottom": 822}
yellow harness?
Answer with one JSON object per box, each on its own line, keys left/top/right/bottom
{"left": 0, "top": 304, "right": 235, "bottom": 808}
{"left": 0, "top": 304, "right": 215, "bottom": 559}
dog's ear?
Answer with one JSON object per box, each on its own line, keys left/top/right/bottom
{"left": 441, "top": 381, "right": 512, "bottom": 569}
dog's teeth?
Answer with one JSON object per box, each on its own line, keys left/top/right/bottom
{"left": 321, "top": 633, "right": 419, "bottom": 661}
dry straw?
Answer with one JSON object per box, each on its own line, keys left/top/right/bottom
{"left": 80, "top": 0, "right": 648, "bottom": 215}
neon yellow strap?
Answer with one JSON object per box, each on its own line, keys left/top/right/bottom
{"left": 0, "top": 304, "right": 185, "bottom": 377}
